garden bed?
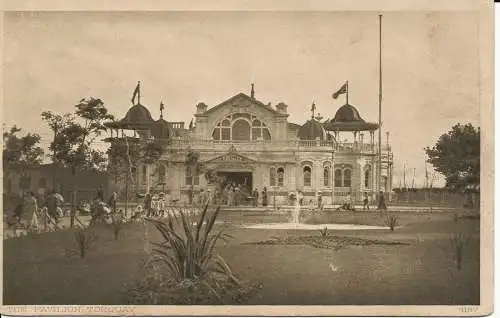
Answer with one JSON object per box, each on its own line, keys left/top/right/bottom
{"left": 246, "top": 235, "right": 410, "bottom": 250}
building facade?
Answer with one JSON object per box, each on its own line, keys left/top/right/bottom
{"left": 106, "top": 87, "right": 393, "bottom": 206}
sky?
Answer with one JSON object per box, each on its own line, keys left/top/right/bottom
{"left": 2, "top": 11, "right": 482, "bottom": 187}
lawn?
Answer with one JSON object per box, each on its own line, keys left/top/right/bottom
{"left": 3, "top": 209, "right": 480, "bottom": 305}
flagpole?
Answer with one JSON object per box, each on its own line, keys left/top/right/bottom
{"left": 377, "top": 14, "right": 383, "bottom": 197}
{"left": 346, "top": 80, "right": 349, "bottom": 105}
{"left": 138, "top": 81, "right": 141, "bottom": 105}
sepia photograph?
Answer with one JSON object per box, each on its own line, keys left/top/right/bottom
{"left": 0, "top": 0, "right": 493, "bottom": 316}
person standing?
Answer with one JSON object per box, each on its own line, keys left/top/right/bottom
{"left": 45, "top": 190, "right": 60, "bottom": 224}
{"left": 377, "top": 191, "right": 387, "bottom": 210}
{"left": 253, "top": 188, "right": 259, "bottom": 207}
{"left": 144, "top": 193, "right": 152, "bottom": 217}
{"left": 262, "top": 187, "right": 268, "bottom": 207}
{"left": 317, "top": 191, "right": 323, "bottom": 210}
{"left": 23, "top": 192, "right": 39, "bottom": 230}
{"left": 108, "top": 191, "right": 118, "bottom": 214}
{"left": 363, "top": 193, "right": 370, "bottom": 210}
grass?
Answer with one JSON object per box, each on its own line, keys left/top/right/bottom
{"left": 3, "top": 209, "right": 479, "bottom": 305}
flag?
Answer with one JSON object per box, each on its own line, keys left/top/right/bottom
{"left": 131, "top": 82, "right": 140, "bottom": 104}
{"left": 332, "top": 82, "right": 348, "bottom": 99}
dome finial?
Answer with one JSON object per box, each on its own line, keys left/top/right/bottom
{"left": 250, "top": 83, "right": 255, "bottom": 99}
{"left": 160, "top": 100, "right": 165, "bottom": 119}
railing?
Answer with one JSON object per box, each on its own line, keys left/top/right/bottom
{"left": 167, "top": 138, "right": 389, "bottom": 153}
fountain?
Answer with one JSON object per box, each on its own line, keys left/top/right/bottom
{"left": 292, "top": 199, "right": 300, "bottom": 224}
{"left": 291, "top": 192, "right": 301, "bottom": 224}
{"left": 242, "top": 190, "right": 388, "bottom": 231}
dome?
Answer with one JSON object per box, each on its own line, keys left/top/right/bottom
{"left": 332, "top": 104, "right": 365, "bottom": 122}
{"left": 121, "top": 104, "right": 154, "bottom": 125}
{"left": 297, "top": 119, "right": 327, "bottom": 140}
{"left": 151, "top": 118, "right": 170, "bottom": 140}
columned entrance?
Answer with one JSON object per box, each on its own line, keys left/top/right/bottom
{"left": 218, "top": 171, "right": 253, "bottom": 190}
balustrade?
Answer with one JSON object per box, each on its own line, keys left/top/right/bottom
{"left": 166, "top": 138, "right": 384, "bottom": 153}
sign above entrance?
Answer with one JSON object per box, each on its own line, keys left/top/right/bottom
{"left": 205, "top": 145, "right": 256, "bottom": 164}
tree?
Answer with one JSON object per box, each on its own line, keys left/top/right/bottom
{"left": 41, "top": 111, "right": 75, "bottom": 161}
{"left": 3, "top": 125, "right": 44, "bottom": 166}
{"left": 3, "top": 125, "right": 44, "bottom": 195}
{"left": 425, "top": 123, "right": 480, "bottom": 194}
{"left": 45, "top": 97, "right": 114, "bottom": 227}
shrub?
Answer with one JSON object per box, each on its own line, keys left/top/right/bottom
{"left": 70, "top": 228, "right": 98, "bottom": 259}
{"left": 123, "top": 204, "right": 261, "bottom": 304}
{"left": 450, "top": 232, "right": 470, "bottom": 271}
{"left": 319, "top": 226, "right": 328, "bottom": 239}
{"left": 146, "top": 204, "right": 238, "bottom": 284}
{"left": 385, "top": 214, "right": 399, "bottom": 231}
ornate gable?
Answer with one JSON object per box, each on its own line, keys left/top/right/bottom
{"left": 197, "top": 93, "right": 285, "bottom": 117}
{"left": 205, "top": 146, "right": 255, "bottom": 164}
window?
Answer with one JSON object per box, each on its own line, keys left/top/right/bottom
{"left": 158, "top": 165, "right": 166, "bottom": 183}
{"left": 277, "top": 167, "right": 284, "bottom": 186}
{"left": 343, "top": 169, "right": 352, "bottom": 187}
{"left": 364, "top": 168, "right": 371, "bottom": 188}
{"left": 334, "top": 169, "right": 342, "bottom": 187}
{"left": 142, "top": 165, "right": 147, "bottom": 184}
{"left": 270, "top": 167, "right": 276, "bottom": 186}
{"left": 323, "top": 166, "right": 330, "bottom": 186}
{"left": 232, "top": 119, "right": 251, "bottom": 140}
{"left": 212, "top": 113, "right": 271, "bottom": 141}
{"left": 303, "top": 166, "right": 312, "bottom": 187}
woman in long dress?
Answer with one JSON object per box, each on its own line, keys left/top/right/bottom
{"left": 23, "top": 192, "right": 39, "bottom": 230}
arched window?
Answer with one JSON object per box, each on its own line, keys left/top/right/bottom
{"left": 212, "top": 113, "right": 271, "bottom": 141}
{"left": 270, "top": 167, "right": 276, "bottom": 186}
{"left": 158, "top": 165, "right": 166, "bottom": 183}
{"left": 334, "top": 169, "right": 342, "bottom": 187}
{"left": 303, "top": 166, "right": 312, "bottom": 187}
{"left": 232, "top": 119, "right": 251, "bottom": 140}
{"left": 277, "top": 167, "right": 284, "bottom": 186}
{"left": 343, "top": 169, "right": 352, "bottom": 187}
{"left": 364, "top": 167, "right": 371, "bottom": 188}
{"left": 323, "top": 166, "right": 330, "bottom": 186}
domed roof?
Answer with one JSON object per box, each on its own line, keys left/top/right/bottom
{"left": 332, "top": 104, "right": 365, "bottom": 122}
{"left": 297, "top": 118, "right": 327, "bottom": 140}
{"left": 151, "top": 117, "right": 170, "bottom": 140}
{"left": 121, "top": 104, "right": 154, "bottom": 125}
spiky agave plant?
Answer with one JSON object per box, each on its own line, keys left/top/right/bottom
{"left": 319, "top": 226, "right": 328, "bottom": 239}
{"left": 145, "top": 204, "right": 239, "bottom": 287}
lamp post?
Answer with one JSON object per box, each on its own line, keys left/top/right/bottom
{"left": 331, "top": 141, "right": 335, "bottom": 208}
{"left": 273, "top": 186, "right": 277, "bottom": 212}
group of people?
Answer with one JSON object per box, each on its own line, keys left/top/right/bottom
{"left": 340, "top": 191, "right": 387, "bottom": 211}
{"left": 9, "top": 189, "right": 65, "bottom": 230}
{"left": 250, "top": 187, "right": 269, "bottom": 207}
{"left": 221, "top": 183, "right": 250, "bottom": 206}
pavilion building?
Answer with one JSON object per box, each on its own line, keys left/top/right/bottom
{"left": 105, "top": 86, "right": 393, "bottom": 205}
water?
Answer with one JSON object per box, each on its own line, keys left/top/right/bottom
{"left": 243, "top": 223, "right": 388, "bottom": 230}
{"left": 292, "top": 201, "right": 301, "bottom": 224}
